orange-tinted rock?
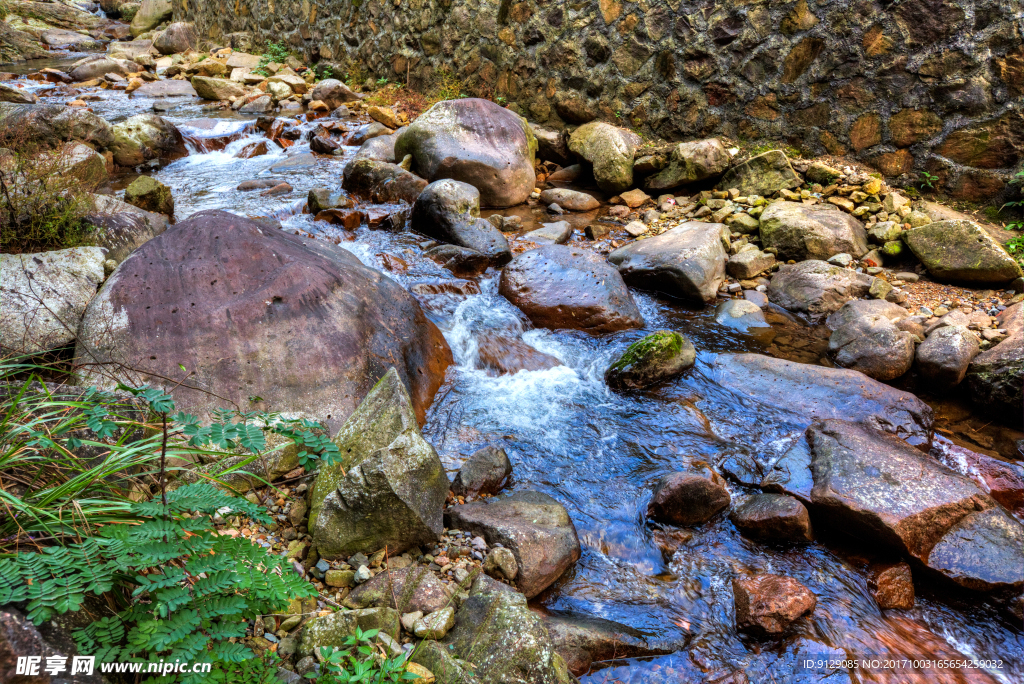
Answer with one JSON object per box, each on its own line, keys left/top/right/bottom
{"left": 235, "top": 140, "right": 270, "bottom": 158}
{"left": 315, "top": 208, "right": 364, "bottom": 229}
{"left": 872, "top": 562, "right": 915, "bottom": 610}
{"left": 410, "top": 280, "right": 481, "bottom": 297}
{"left": 863, "top": 24, "right": 893, "bottom": 56}
{"left": 935, "top": 111, "right": 1024, "bottom": 169}
{"left": 850, "top": 113, "right": 882, "bottom": 151}
{"left": 870, "top": 149, "right": 915, "bottom": 176}
{"left": 476, "top": 333, "right": 562, "bottom": 375}
{"left": 889, "top": 109, "right": 942, "bottom": 148}
{"left": 733, "top": 574, "right": 816, "bottom": 636}
{"left": 781, "top": 37, "right": 824, "bottom": 83}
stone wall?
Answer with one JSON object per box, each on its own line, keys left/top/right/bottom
{"left": 176, "top": 0, "right": 1024, "bottom": 201}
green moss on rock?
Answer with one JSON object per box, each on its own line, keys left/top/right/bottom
{"left": 606, "top": 330, "right": 695, "bottom": 390}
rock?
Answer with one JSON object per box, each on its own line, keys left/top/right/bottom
{"left": 309, "top": 79, "right": 362, "bottom": 109}
{"left": 0, "top": 82, "right": 36, "bottom": 103}
{"left": 644, "top": 138, "right": 731, "bottom": 191}
{"left": 298, "top": 607, "right": 400, "bottom": 657}
{"left": 605, "top": 330, "right": 695, "bottom": 390}
{"left": 925, "top": 507, "right": 1024, "bottom": 592}
{"left": 531, "top": 124, "right": 573, "bottom": 165}
{"left": 619, "top": 188, "right": 650, "bottom": 208}
{"left": 727, "top": 250, "right": 776, "bottom": 279}
{"left": 543, "top": 613, "right": 681, "bottom": 677}
{"left": 445, "top": 491, "right": 581, "bottom": 598}
{"left": 607, "top": 222, "right": 728, "bottom": 304}
{"left": 268, "top": 72, "right": 308, "bottom": 96}
{"left": 440, "top": 579, "right": 575, "bottom": 683}
{"left": 759, "top": 201, "right": 869, "bottom": 261}
{"left": 718, "top": 151, "right": 801, "bottom": 197}
{"left": 868, "top": 221, "right": 902, "bottom": 244}
{"left": 81, "top": 209, "right": 166, "bottom": 264}
{"left": 828, "top": 314, "right": 915, "bottom": 381}
{"left": 69, "top": 58, "right": 132, "bottom": 82}
{"left": 110, "top": 113, "right": 185, "bottom": 167}
{"left": 395, "top": 98, "right": 536, "bottom": 208}
{"left": 310, "top": 368, "right": 449, "bottom": 558}
{"left": 567, "top": 121, "right": 640, "bottom": 194}
{"left": 131, "top": 79, "right": 197, "bottom": 98}
{"left": 130, "top": 0, "right": 172, "bottom": 36}
{"left": 804, "top": 162, "right": 841, "bottom": 185}
{"left": 191, "top": 75, "right": 245, "bottom": 101}
{"left": 714, "top": 299, "right": 771, "bottom": 333}
{"left": 343, "top": 566, "right": 452, "bottom": 614}
{"left": 40, "top": 28, "right": 101, "bottom": 49}
{"left": 225, "top": 52, "right": 261, "bottom": 69}
{"left": 352, "top": 131, "right": 399, "bottom": 163}
{"left": 53, "top": 142, "right": 107, "bottom": 187}
{"left": 871, "top": 562, "right": 915, "bottom": 610}
{"left": 414, "top": 607, "right": 456, "bottom": 640}
{"left": 522, "top": 221, "right": 573, "bottom": 245}
{"left": 75, "top": 210, "right": 451, "bottom": 431}
{"left": 476, "top": 333, "right": 562, "bottom": 375}
{"left": 451, "top": 446, "right": 512, "bottom": 499}
{"left": 538, "top": 188, "right": 599, "bottom": 211}
{"left": 310, "top": 133, "right": 341, "bottom": 155}
{"left": 733, "top": 575, "right": 816, "bottom": 637}
{"left": 410, "top": 180, "right": 511, "bottom": 263}
{"left": 238, "top": 95, "right": 272, "bottom": 113}
{"left": 915, "top": 325, "right": 980, "bottom": 390}
{"left": 410, "top": 641, "right": 479, "bottom": 684}
{"left": 0, "top": 247, "right": 105, "bottom": 354}
{"left": 325, "top": 569, "right": 355, "bottom": 588}
{"left": 484, "top": 548, "right": 518, "bottom": 581}
{"left": 307, "top": 188, "right": 353, "bottom": 214}
{"left": 647, "top": 467, "right": 731, "bottom": 526}
{"left": 965, "top": 303, "right": 1022, "bottom": 427}
{"left": 903, "top": 220, "right": 1023, "bottom": 284}
{"left": 730, "top": 494, "right": 813, "bottom": 542}
{"left": 767, "top": 260, "right": 879, "bottom": 322}
{"left": 106, "top": 40, "right": 153, "bottom": 61}
{"left": 623, "top": 220, "right": 647, "bottom": 237}
{"left": 153, "top": 21, "right": 196, "bottom": 54}
{"left": 0, "top": 102, "right": 113, "bottom": 151}
{"left": 824, "top": 299, "right": 909, "bottom": 330}
{"left": 124, "top": 175, "right": 174, "bottom": 216}
{"left": 499, "top": 245, "right": 644, "bottom": 334}
{"left": 423, "top": 245, "right": 491, "bottom": 277}
{"left": 341, "top": 157, "right": 428, "bottom": 204}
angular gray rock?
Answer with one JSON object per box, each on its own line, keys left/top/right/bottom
{"left": 153, "top": 21, "right": 196, "bottom": 54}
{"left": 647, "top": 467, "right": 731, "bottom": 526}
{"left": 915, "top": 325, "right": 980, "bottom": 390}
{"left": 965, "top": 302, "right": 1022, "bottom": 427}
{"left": 644, "top": 138, "right": 731, "bottom": 191}
{"left": 543, "top": 612, "right": 682, "bottom": 677}
{"left": 81, "top": 210, "right": 166, "bottom": 265}
{"left": 730, "top": 493, "right": 813, "bottom": 542}
{"left": 522, "top": 221, "right": 573, "bottom": 245}
{"left": 311, "top": 368, "right": 449, "bottom": 558}
{"left": 726, "top": 249, "right": 776, "bottom": 279}
{"left": 451, "top": 446, "right": 513, "bottom": 499}
{"left": 767, "top": 260, "right": 879, "bottom": 322}
{"left": 342, "top": 157, "right": 428, "bottom": 204}
{"left": 607, "top": 222, "right": 728, "bottom": 304}
{"left": 717, "top": 150, "right": 801, "bottom": 197}
{"left": 298, "top": 607, "right": 400, "bottom": 657}
{"left": 343, "top": 566, "right": 452, "bottom": 614}
{"left": 925, "top": 507, "right": 1024, "bottom": 592}
{"left": 828, "top": 314, "right": 915, "bottom": 381}
{"left": 567, "top": 121, "right": 640, "bottom": 194}
{"left": 445, "top": 491, "right": 581, "bottom": 598}
{"left": 759, "top": 201, "right": 869, "bottom": 261}
{"left": 825, "top": 299, "right": 909, "bottom": 331}
{"left": 410, "top": 179, "right": 511, "bottom": 263}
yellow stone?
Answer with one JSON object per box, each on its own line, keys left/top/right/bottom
{"left": 498, "top": 27, "right": 515, "bottom": 46}
{"left": 599, "top": 0, "right": 621, "bottom": 24}
{"left": 862, "top": 178, "right": 883, "bottom": 195}
{"left": 404, "top": 663, "right": 435, "bottom": 683}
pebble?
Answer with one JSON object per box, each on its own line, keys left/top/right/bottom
{"left": 354, "top": 565, "right": 372, "bottom": 584}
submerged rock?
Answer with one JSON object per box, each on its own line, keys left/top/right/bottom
{"left": 733, "top": 574, "right": 816, "bottom": 637}
{"left": 759, "top": 201, "right": 869, "bottom": 262}
{"left": 647, "top": 467, "right": 731, "bottom": 526}
{"left": 605, "top": 330, "right": 696, "bottom": 390}
{"left": 446, "top": 491, "right": 581, "bottom": 598}
{"left": 903, "top": 220, "right": 1023, "bottom": 284}
{"left": 410, "top": 180, "right": 511, "bottom": 263}
{"left": 871, "top": 562, "right": 915, "bottom": 610}
{"left": 730, "top": 493, "right": 813, "bottom": 542}
{"left": 543, "top": 612, "right": 682, "bottom": 677}
{"left": 567, "top": 121, "right": 640, "bottom": 194}
{"left": 714, "top": 299, "right": 771, "bottom": 333}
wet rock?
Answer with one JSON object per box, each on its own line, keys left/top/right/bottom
{"left": 476, "top": 333, "right": 562, "bottom": 375}
{"left": 130, "top": 0, "right": 172, "bottom": 36}
{"left": 543, "top": 612, "right": 681, "bottom": 677}
{"left": 341, "top": 157, "right": 428, "bottom": 204}
{"left": 298, "top": 607, "right": 400, "bottom": 657}
{"left": 538, "top": 188, "right": 599, "bottom": 211}
{"left": 0, "top": 82, "right": 36, "bottom": 103}
{"left": 718, "top": 150, "right": 801, "bottom": 197}
{"left": 927, "top": 507, "right": 1024, "bottom": 592}
{"left": 871, "top": 562, "right": 915, "bottom": 610}
{"left": 605, "top": 330, "right": 695, "bottom": 390}
{"left": 644, "top": 138, "right": 731, "bottom": 191}
{"left": 423, "top": 244, "right": 491, "bottom": 277}
{"left": 499, "top": 245, "right": 644, "bottom": 334}
{"left": 41, "top": 28, "right": 101, "bottom": 50}
{"left": 348, "top": 122, "right": 392, "bottom": 146}
{"left": 903, "top": 220, "right": 1023, "bottom": 284}
{"left": 714, "top": 299, "right": 771, "bottom": 332}
{"left": 759, "top": 202, "right": 869, "bottom": 262}
{"left": 484, "top": 547, "right": 518, "bottom": 581}
{"left": 441, "top": 578, "right": 575, "bottom": 683}
{"left": 311, "top": 368, "right": 449, "bottom": 558}
{"left": 828, "top": 314, "right": 915, "bottom": 381}
{"left": 410, "top": 180, "right": 511, "bottom": 263}
{"left": 191, "top": 75, "right": 245, "bottom": 101}
{"left": 733, "top": 575, "right": 816, "bottom": 637}
{"left": 647, "top": 467, "right": 731, "bottom": 526}
{"left": 522, "top": 221, "right": 573, "bottom": 245}
{"left": 567, "top": 121, "right": 641, "bottom": 194}
{"left": 238, "top": 95, "right": 272, "bottom": 113}
{"left": 343, "top": 566, "right": 452, "bottom": 614}
{"left": 310, "top": 133, "right": 341, "bottom": 154}
{"left": 446, "top": 491, "right": 581, "bottom": 598}
{"left": 730, "top": 494, "right": 813, "bottom": 542}
{"left": 727, "top": 249, "right": 775, "bottom": 279}
{"left": 69, "top": 57, "right": 133, "bottom": 82}
{"left": 451, "top": 446, "right": 513, "bottom": 499}
{"left": 309, "top": 78, "right": 362, "bottom": 109}
{"left": 131, "top": 79, "right": 197, "bottom": 98}
{"left": 414, "top": 607, "right": 456, "bottom": 639}
{"left": 352, "top": 131, "right": 399, "bottom": 163}
{"left": 110, "top": 113, "right": 185, "bottom": 167}
{"left": 75, "top": 211, "right": 451, "bottom": 433}
{"left": 531, "top": 123, "right": 573, "bottom": 166}
{"left": 1, "top": 247, "right": 105, "bottom": 354}
{"left": 236, "top": 179, "right": 281, "bottom": 191}
{"left": 767, "top": 260, "right": 879, "bottom": 322}
{"left": 124, "top": 175, "right": 174, "bottom": 216}
{"left": 607, "top": 222, "right": 728, "bottom": 304}
{"left": 915, "top": 325, "right": 980, "bottom": 390}
{"left": 153, "top": 21, "right": 196, "bottom": 54}
{"left": 395, "top": 98, "right": 536, "bottom": 208}
{"left": 965, "top": 302, "right": 1021, "bottom": 427}
{"left": 307, "top": 187, "right": 353, "bottom": 214}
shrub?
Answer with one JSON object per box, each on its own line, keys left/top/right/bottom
{"left": 254, "top": 42, "right": 292, "bottom": 77}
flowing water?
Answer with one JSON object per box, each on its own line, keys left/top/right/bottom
{"left": 8, "top": 80, "right": 1021, "bottom": 681}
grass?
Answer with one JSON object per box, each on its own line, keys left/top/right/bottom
{"left": 253, "top": 42, "right": 291, "bottom": 77}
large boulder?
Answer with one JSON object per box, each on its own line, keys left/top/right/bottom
{"left": 74, "top": 210, "right": 452, "bottom": 431}
{"left": 343, "top": 566, "right": 452, "bottom": 614}
{"left": 440, "top": 580, "right": 575, "bottom": 683}
{"left": 409, "top": 180, "right": 511, "bottom": 263}
{"left": 56, "top": 142, "right": 108, "bottom": 187}
{"left": 644, "top": 138, "right": 731, "bottom": 191}
{"left": 0, "top": 102, "right": 113, "bottom": 151}
{"left": 965, "top": 302, "right": 1022, "bottom": 427}
{"left": 759, "top": 201, "right": 869, "bottom": 261}
{"left": 352, "top": 131, "right": 399, "bottom": 163}
{"left": 825, "top": 299, "right": 909, "bottom": 330}
{"left": 106, "top": 40, "right": 154, "bottom": 61}
{"left": 730, "top": 493, "right": 813, "bottom": 543}
{"left": 808, "top": 420, "right": 1024, "bottom": 591}
{"left": 305, "top": 367, "right": 448, "bottom": 558}
{"left": 129, "top": 0, "right": 172, "bottom": 37}
{"left": 394, "top": 98, "right": 536, "bottom": 208}
{"left": 445, "top": 491, "right": 581, "bottom": 598}
{"left": 607, "top": 222, "right": 728, "bottom": 304}
{"left": 717, "top": 150, "right": 801, "bottom": 197}
{"left": 40, "top": 28, "right": 102, "bottom": 50}
{"left": 309, "top": 78, "right": 362, "bottom": 109}
{"left": 191, "top": 75, "right": 245, "bottom": 101}
{"left": 1, "top": 247, "right": 106, "bottom": 355}
{"left": 903, "top": 220, "right": 1023, "bottom": 284}
{"left": 767, "top": 260, "right": 880, "bottom": 322}
{"left": 498, "top": 245, "right": 644, "bottom": 333}
{"left": 152, "top": 22, "right": 197, "bottom": 54}
{"left": 567, "top": 121, "right": 640, "bottom": 194}
{"left": 342, "top": 157, "right": 427, "bottom": 204}
{"left": 827, "top": 314, "right": 916, "bottom": 381}
{"left": 605, "top": 330, "right": 695, "bottom": 390}
{"left": 915, "top": 325, "right": 980, "bottom": 390}
{"left": 110, "top": 113, "right": 185, "bottom": 167}
{"left": 0, "top": 23, "right": 49, "bottom": 64}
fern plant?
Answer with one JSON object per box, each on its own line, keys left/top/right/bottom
{"left": 0, "top": 482, "right": 317, "bottom": 683}
{"left": 308, "top": 627, "right": 420, "bottom": 683}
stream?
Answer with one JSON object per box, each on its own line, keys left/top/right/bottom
{"left": 10, "top": 69, "right": 1024, "bottom": 682}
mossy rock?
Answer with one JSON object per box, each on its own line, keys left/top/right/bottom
{"left": 903, "top": 219, "right": 1023, "bottom": 283}
{"left": 124, "top": 175, "right": 173, "bottom": 216}
{"left": 298, "top": 607, "right": 400, "bottom": 657}
{"left": 605, "top": 330, "right": 695, "bottom": 390}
